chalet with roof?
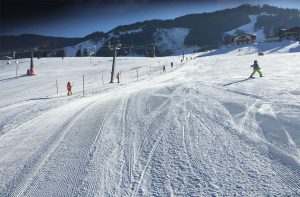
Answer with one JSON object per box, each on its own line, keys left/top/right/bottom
{"left": 266, "top": 27, "right": 300, "bottom": 42}
{"left": 265, "top": 35, "right": 281, "bottom": 42}
{"left": 232, "top": 33, "right": 256, "bottom": 45}
{"left": 279, "top": 27, "right": 300, "bottom": 40}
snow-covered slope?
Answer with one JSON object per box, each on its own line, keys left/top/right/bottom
{"left": 226, "top": 15, "right": 266, "bottom": 42}
{"left": 0, "top": 45, "right": 299, "bottom": 196}
{"left": 203, "top": 40, "right": 300, "bottom": 57}
{"left": 63, "top": 27, "right": 190, "bottom": 57}
{"left": 62, "top": 14, "right": 279, "bottom": 57}
{"left": 63, "top": 39, "right": 105, "bottom": 57}
{"left": 154, "top": 27, "right": 190, "bottom": 54}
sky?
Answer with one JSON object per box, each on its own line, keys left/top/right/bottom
{"left": 1, "top": 0, "right": 300, "bottom": 38}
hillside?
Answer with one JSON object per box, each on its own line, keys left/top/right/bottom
{"left": 0, "top": 32, "right": 106, "bottom": 57}
{"left": 0, "top": 34, "right": 83, "bottom": 54}
{"left": 0, "top": 40, "right": 299, "bottom": 196}
{"left": 1, "top": 4, "right": 299, "bottom": 57}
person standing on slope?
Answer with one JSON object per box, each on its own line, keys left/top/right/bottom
{"left": 250, "top": 60, "right": 263, "bottom": 78}
{"left": 116, "top": 72, "right": 120, "bottom": 83}
{"left": 67, "top": 82, "right": 72, "bottom": 96}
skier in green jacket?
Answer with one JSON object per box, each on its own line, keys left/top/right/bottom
{"left": 250, "top": 60, "right": 263, "bottom": 78}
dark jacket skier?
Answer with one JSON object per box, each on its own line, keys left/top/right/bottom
{"left": 116, "top": 72, "right": 120, "bottom": 83}
{"left": 250, "top": 60, "right": 263, "bottom": 78}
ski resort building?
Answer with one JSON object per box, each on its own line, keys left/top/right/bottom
{"left": 265, "top": 27, "right": 300, "bottom": 42}
{"left": 232, "top": 33, "right": 256, "bottom": 45}
{"left": 265, "top": 35, "right": 281, "bottom": 42}
{"left": 279, "top": 27, "right": 300, "bottom": 40}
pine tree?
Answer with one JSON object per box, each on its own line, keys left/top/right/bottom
{"left": 76, "top": 49, "right": 82, "bottom": 57}
{"left": 82, "top": 48, "right": 88, "bottom": 56}
{"left": 55, "top": 48, "right": 65, "bottom": 57}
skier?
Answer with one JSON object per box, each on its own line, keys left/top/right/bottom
{"left": 250, "top": 60, "right": 263, "bottom": 78}
{"left": 162, "top": 65, "right": 166, "bottom": 72}
{"left": 171, "top": 62, "right": 173, "bottom": 68}
{"left": 67, "top": 82, "right": 72, "bottom": 96}
{"left": 116, "top": 72, "right": 120, "bottom": 83}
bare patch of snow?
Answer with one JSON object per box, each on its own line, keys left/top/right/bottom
{"left": 226, "top": 15, "right": 266, "bottom": 42}
{"left": 64, "top": 39, "right": 105, "bottom": 57}
{"left": 119, "top": 29, "right": 142, "bottom": 35}
{"left": 154, "top": 28, "right": 190, "bottom": 53}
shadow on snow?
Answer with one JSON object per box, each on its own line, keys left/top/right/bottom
{"left": 223, "top": 78, "right": 250, "bottom": 87}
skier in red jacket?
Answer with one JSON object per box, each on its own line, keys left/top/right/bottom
{"left": 67, "top": 82, "right": 72, "bottom": 96}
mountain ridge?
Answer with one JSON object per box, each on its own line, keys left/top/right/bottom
{"left": 1, "top": 4, "right": 299, "bottom": 56}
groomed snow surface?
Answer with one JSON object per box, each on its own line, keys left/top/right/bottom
{"left": 0, "top": 41, "right": 300, "bottom": 196}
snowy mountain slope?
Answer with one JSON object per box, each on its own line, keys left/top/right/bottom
{"left": 119, "top": 28, "right": 143, "bottom": 35}
{"left": 61, "top": 12, "right": 289, "bottom": 57}
{"left": 0, "top": 46, "right": 299, "bottom": 196}
{"left": 63, "top": 27, "right": 191, "bottom": 57}
{"left": 226, "top": 15, "right": 266, "bottom": 42}
{"left": 154, "top": 28, "right": 190, "bottom": 54}
{"left": 63, "top": 39, "right": 105, "bottom": 57}
{"left": 2, "top": 4, "right": 299, "bottom": 56}
{"left": 202, "top": 40, "right": 300, "bottom": 57}
{"left": 63, "top": 29, "right": 145, "bottom": 57}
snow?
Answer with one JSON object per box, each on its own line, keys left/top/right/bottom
{"left": 154, "top": 27, "right": 190, "bottom": 53}
{"left": 64, "top": 27, "right": 189, "bottom": 57}
{"left": 63, "top": 13, "right": 278, "bottom": 58}
{"left": 204, "top": 40, "right": 300, "bottom": 56}
{"left": 0, "top": 41, "right": 300, "bottom": 196}
{"left": 64, "top": 39, "right": 104, "bottom": 57}
{"left": 226, "top": 15, "right": 266, "bottom": 42}
{"left": 119, "top": 29, "right": 143, "bottom": 35}
{"left": 64, "top": 28, "right": 144, "bottom": 57}
{"left": 108, "top": 32, "right": 120, "bottom": 39}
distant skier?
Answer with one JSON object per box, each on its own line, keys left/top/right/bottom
{"left": 116, "top": 72, "right": 120, "bottom": 83}
{"left": 250, "top": 60, "right": 263, "bottom": 78}
{"left": 67, "top": 82, "right": 72, "bottom": 96}
{"left": 171, "top": 62, "right": 173, "bottom": 68}
{"left": 162, "top": 65, "right": 166, "bottom": 72}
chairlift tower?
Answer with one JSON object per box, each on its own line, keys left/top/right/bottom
{"left": 27, "top": 51, "right": 35, "bottom": 75}
{"left": 108, "top": 41, "right": 121, "bottom": 83}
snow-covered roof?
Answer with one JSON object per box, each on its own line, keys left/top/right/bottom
{"left": 232, "top": 33, "right": 256, "bottom": 39}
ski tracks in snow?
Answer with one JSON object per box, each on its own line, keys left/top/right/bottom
{"left": 0, "top": 96, "right": 122, "bottom": 196}
{"left": 0, "top": 76, "right": 299, "bottom": 196}
{"left": 120, "top": 88, "right": 173, "bottom": 196}
{"left": 1, "top": 99, "right": 96, "bottom": 196}
{"left": 218, "top": 87, "right": 300, "bottom": 194}
{"left": 128, "top": 84, "right": 215, "bottom": 196}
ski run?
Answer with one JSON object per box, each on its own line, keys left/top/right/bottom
{"left": 0, "top": 42, "right": 300, "bottom": 196}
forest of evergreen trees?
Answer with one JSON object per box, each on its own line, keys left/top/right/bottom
{"left": 1, "top": 4, "right": 299, "bottom": 57}
{"left": 95, "top": 4, "right": 300, "bottom": 56}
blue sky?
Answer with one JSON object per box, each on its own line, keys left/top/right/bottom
{"left": 1, "top": 0, "right": 300, "bottom": 37}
